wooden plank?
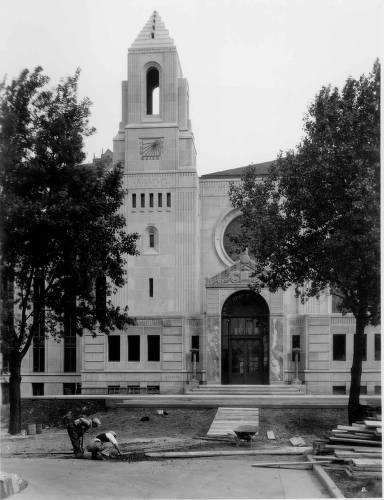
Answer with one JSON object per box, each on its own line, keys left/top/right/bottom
{"left": 147, "top": 447, "right": 313, "bottom": 458}
{"left": 289, "top": 436, "right": 306, "bottom": 446}
{"left": 351, "top": 458, "right": 382, "bottom": 466}
{"left": 329, "top": 437, "right": 381, "bottom": 446}
{"left": 207, "top": 407, "right": 259, "bottom": 436}
{"left": 364, "top": 420, "right": 382, "bottom": 428}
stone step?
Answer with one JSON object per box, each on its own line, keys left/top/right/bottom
{"left": 185, "top": 384, "right": 306, "bottom": 395}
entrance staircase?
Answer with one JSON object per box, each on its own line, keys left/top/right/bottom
{"left": 184, "top": 384, "right": 306, "bottom": 396}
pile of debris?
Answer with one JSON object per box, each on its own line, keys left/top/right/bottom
{"left": 313, "top": 418, "right": 382, "bottom": 478}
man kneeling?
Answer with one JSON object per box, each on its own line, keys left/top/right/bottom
{"left": 87, "top": 431, "right": 121, "bottom": 460}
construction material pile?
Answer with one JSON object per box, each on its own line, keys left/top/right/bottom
{"left": 314, "top": 418, "right": 382, "bottom": 478}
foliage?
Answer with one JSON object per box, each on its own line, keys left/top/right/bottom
{"left": 0, "top": 67, "right": 138, "bottom": 432}
{"left": 229, "top": 60, "right": 380, "bottom": 324}
{"left": 229, "top": 60, "right": 380, "bottom": 422}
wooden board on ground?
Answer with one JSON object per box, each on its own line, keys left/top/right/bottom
{"left": 207, "top": 407, "right": 259, "bottom": 436}
{"left": 364, "top": 420, "right": 382, "bottom": 428}
{"left": 289, "top": 436, "right": 306, "bottom": 447}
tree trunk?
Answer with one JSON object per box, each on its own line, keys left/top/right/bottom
{"left": 8, "top": 355, "right": 22, "bottom": 435}
{"left": 348, "top": 316, "right": 365, "bottom": 425}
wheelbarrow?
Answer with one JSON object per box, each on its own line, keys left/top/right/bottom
{"left": 233, "top": 425, "right": 258, "bottom": 446}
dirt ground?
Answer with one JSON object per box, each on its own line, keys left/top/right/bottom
{"left": 1, "top": 406, "right": 381, "bottom": 498}
{"left": 1, "top": 406, "right": 331, "bottom": 456}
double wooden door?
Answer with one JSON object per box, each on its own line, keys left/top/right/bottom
{"left": 222, "top": 317, "right": 269, "bottom": 385}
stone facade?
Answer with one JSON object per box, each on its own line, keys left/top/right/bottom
{"left": 4, "top": 12, "right": 380, "bottom": 399}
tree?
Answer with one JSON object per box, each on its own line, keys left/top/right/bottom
{"left": 229, "top": 61, "right": 380, "bottom": 424}
{"left": 0, "top": 67, "right": 139, "bottom": 434}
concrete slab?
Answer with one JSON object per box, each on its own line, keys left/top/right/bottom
{"left": 4, "top": 456, "right": 329, "bottom": 499}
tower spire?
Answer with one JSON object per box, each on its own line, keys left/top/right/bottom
{"left": 130, "top": 11, "right": 174, "bottom": 49}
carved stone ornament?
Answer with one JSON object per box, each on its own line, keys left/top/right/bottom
{"left": 205, "top": 258, "right": 257, "bottom": 288}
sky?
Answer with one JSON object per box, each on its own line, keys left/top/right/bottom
{"left": 1, "top": 0, "right": 381, "bottom": 176}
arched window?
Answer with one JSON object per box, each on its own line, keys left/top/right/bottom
{"left": 144, "top": 225, "right": 159, "bottom": 253}
{"left": 146, "top": 67, "right": 160, "bottom": 115}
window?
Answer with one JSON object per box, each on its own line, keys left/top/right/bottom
{"left": 374, "top": 385, "right": 381, "bottom": 395}
{"left": 32, "top": 383, "right": 44, "bottom": 396}
{"left": 141, "top": 193, "right": 145, "bottom": 208}
{"left": 192, "top": 335, "right": 200, "bottom": 362}
{"left": 149, "top": 232, "right": 155, "bottom": 248}
{"left": 64, "top": 336, "right": 76, "bottom": 372}
{"left": 146, "top": 67, "right": 159, "bottom": 115}
{"left": 128, "top": 335, "right": 140, "bottom": 361}
{"left": 95, "top": 275, "right": 106, "bottom": 328}
{"left": 360, "top": 385, "right": 367, "bottom": 395}
{"left": 148, "top": 335, "right": 160, "bottom": 361}
{"left": 333, "top": 334, "right": 346, "bottom": 361}
{"left": 149, "top": 278, "right": 153, "bottom": 297}
{"left": 64, "top": 277, "right": 76, "bottom": 372}
{"left": 145, "top": 226, "right": 158, "bottom": 252}
{"left": 149, "top": 193, "right": 154, "bottom": 208}
{"left": 147, "top": 385, "right": 160, "bottom": 394}
{"left": 362, "top": 334, "right": 367, "bottom": 361}
{"left": 332, "top": 385, "right": 346, "bottom": 395}
{"left": 375, "top": 334, "right": 381, "bottom": 361}
{"left": 132, "top": 193, "right": 137, "bottom": 208}
{"left": 108, "top": 386, "right": 120, "bottom": 395}
{"left": 291, "top": 335, "right": 300, "bottom": 362}
{"left": 108, "top": 335, "right": 120, "bottom": 362}
{"left": 158, "top": 193, "right": 162, "bottom": 207}
{"left": 63, "top": 383, "right": 76, "bottom": 395}
{"left": 33, "top": 276, "right": 45, "bottom": 372}
{"left": 166, "top": 193, "right": 171, "bottom": 207}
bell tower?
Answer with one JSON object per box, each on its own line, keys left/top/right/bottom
{"left": 113, "top": 12, "right": 200, "bottom": 316}
{"left": 113, "top": 11, "right": 196, "bottom": 172}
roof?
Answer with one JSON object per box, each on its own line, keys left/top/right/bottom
{"left": 200, "top": 160, "right": 274, "bottom": 179}
{"left": 130, "top": 11, "right": 175, "bottom": 50}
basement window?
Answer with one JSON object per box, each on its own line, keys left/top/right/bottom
{"left": 63, "top": 383, "right": 76, "bottom": 395}
{"left": 332, "top": 385, "right": 346, "bottom": 395}
{"left": 32, "top": 383, "right": 44, "bottom": 396}
{"left": 107, "top": 386, "right": 120, "bottom": 395}
{"left": 147, "top": 385, "right": 160, "bottom": 394}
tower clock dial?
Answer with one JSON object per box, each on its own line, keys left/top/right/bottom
{"left": 140, "top": 138, "right": 163, "bottom": 159}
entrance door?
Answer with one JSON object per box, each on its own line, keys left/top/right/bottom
{"left": 221, "top": 291, "right": 269, "bottom": 385}
{"left": 229, "top": 338, "right": 263, "bottom": 384}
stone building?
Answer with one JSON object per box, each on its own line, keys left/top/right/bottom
{"left": 3, "top": 12, "right": 380, "bottom": 399}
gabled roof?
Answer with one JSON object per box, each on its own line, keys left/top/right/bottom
{"left": 200, "top": 160, "right": 274, "bottom": 179}
{"left": 130, "top": 11, "right": 175, "bottom": 50}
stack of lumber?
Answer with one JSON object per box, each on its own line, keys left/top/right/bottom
{"left": 317, "top": 418, "right": 382, "bottom": 478}
{"left": 326, "top": 420, "right": 382, "bottom": 449}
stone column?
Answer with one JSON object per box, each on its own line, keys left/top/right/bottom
{"left": 269, "top": 315, "right": 284, "bottom": 383}
{"left": 205, "top": 315, "right": 221, "bottom": 383}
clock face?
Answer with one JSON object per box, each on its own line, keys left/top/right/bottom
{"left": 140, "top": 138, "right": 163, "bottom": 159}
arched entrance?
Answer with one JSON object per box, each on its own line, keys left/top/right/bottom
{"left": 221, "top": 291, "right": 269, "bottom": 384}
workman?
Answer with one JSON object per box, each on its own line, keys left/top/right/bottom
{"left": 66, "top": 416, "right": 101, "bottom": 458}
{"left": 87, "top": 431, "right": 121, "bottom": 460}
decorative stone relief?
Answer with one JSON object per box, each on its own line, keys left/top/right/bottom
{"left": 270, "top": 316, "right": 284, "bottom": 382}
{"left": 206, "top": 260, "right": 258, "bottom": 288}
{"left": 205, "top": 316, "right": 220, "bottom": 383}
